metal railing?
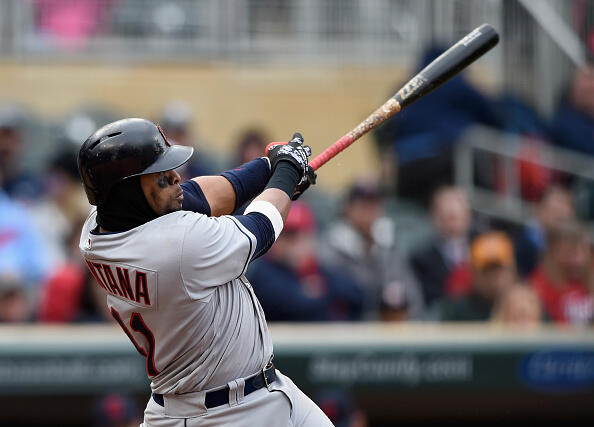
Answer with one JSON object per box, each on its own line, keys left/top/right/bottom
{"left": 0, "top": 0, "right": 501, "bottom": 64}
{"left": 0, "top": 0, "right": 591, "bottom": 113}
{"left": 455, "top": 125, "right": 594, "bottom": 228}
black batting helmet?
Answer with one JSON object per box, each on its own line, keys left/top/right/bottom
{"left": 78, "top": 118, "right": 194, "bottom": 206}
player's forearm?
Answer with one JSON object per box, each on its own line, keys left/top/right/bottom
{"left": 191, "top": 157, "right": 272, "bottom": 217}
{"left": 256, "top": 161, "right": 301, "bottom": 220}
{"left": 241, "top": 160, "right": 302, "bottom": 245}
{"left": 243, "top": 160, "right": 300, "bottom": 229}
{"left": 192, "top": 158, "right": 272, "bottom": 217}
{"left": 191, "top": 176, "right": 236, "bottom": 217}
{"left": 251, "top": 188, "right": 292, "bottom": 222}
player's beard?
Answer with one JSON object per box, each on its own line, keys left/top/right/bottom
{"left": 149, "top": 187, "right": 183, "bottom": 216}
{"left": 162, "top": 201, "right": 182, "bottom": 215}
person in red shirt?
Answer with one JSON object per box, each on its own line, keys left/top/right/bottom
{"left": 530, "top": 220, "right": 594, "bottom": 325}
{"left": 37, "top": 218, "right": 111, "bottom": 323}
{"left": 247, "top": 202, "right": 365, "bottom": 321}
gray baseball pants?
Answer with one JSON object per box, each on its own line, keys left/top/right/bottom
{"left": 141, "top": 370, "right": 334, "bottom": 427}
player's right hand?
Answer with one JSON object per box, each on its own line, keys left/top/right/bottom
{"left": 266, "top": 132, "right": 312, "bottom": 181}
{"left": 291, "top": 165, "right": 316, "bottom": 200}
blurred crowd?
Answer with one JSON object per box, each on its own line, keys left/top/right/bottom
{"left": 1, "top": 3, "right": 591, "bottom": 426}
{"left": 89, "top": 390, "right": 367, "bottom": 427}
{"left": 1, "top": 61, "right": 594, "bottom": 332}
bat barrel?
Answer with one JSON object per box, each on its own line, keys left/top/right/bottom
{"left": 309, "top": 23, "right": 499, "bottom": 171}
{"left": 394, "top": 23, "right": 499, "bottom": 109}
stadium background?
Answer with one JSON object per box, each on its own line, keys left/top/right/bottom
{"left": 0, "top": 0, "right": 593, "bottom": 426}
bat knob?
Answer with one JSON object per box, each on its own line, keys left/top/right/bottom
{"left": 265, "top": 141, "right": 287, "bottom": 156}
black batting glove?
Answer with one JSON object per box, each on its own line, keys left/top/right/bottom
{"left": 292, "top": 166, "right": 317, "bottom": 200}
{"left": 266, "top": 132, "right": 312, "bottom": 180}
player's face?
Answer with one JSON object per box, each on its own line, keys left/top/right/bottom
{"left": 140, "top": 170, "right": 184, "bottom": 215}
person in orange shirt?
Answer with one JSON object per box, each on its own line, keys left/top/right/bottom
{"left": 430, "top": 231, "right": 517, "bottom": 322}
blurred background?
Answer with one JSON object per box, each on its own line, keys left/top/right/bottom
{"left": 0, "top": 0, "right": 593, "bottom": 426}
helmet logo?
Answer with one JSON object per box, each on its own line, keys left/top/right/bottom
{"left": 157, "top": 125, "right": 171, "bottom": 147}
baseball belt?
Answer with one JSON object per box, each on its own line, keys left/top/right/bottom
{"left": 152, "top": 363, "right": 276, "bottom": 409}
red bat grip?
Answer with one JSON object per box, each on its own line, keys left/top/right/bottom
{"left": 309, "top": 134, "right": 355, "bottom": 170}
{"left": 265, "top": 96, "right": 402, "bottom": 171}
{"left": 310, "top": 97, "right": 401, "bottom": 171}
{"left": 264, "top": 141, "right": 287, "bottom": 156}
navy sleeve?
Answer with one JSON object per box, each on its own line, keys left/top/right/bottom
{"left": 181, "top": 180, "right": 211, "bottom": 216}
{"left": 234, "top": 212, "right": 275, "bottom": 260}
{"left": 221, "top": 158, "right": 271, "bottom": 213}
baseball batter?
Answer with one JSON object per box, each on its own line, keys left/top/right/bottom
{"left": 77, "top": 118, "right": 331, "bottom": 426}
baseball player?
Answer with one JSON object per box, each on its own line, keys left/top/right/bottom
{"left": 77, "top": 118, "right": 332, "bottom": 426}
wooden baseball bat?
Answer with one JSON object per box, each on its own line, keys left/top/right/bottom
{"left": 309, "top": 23, "right": 499, "bottom": 171}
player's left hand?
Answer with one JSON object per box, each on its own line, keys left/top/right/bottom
{"left": 266, "top": 133, "right": 311, "bottom": 176}
{"left": 266, "top": 133, "right": 315, "bottom": 200}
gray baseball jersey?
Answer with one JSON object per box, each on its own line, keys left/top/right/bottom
{"left": 79, "top": 208, "right": 273, "bottom": 394}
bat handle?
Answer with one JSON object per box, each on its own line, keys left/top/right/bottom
{"left": 310, "top": 97, "right": 402, "bottom": 171}
{"left": 265, "top": 140, "right": 340, "bottom": 171}
{"left": 309, "top": 134, "right": 354, "bottom": 170}
{"left": 264, "top": 141, "right": 287, "bottom": 156}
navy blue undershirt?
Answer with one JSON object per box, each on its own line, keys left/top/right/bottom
{"left": 181, "top": 180, "right": 211, "bottom": 215}
{"left": 234, "top": 213, "right": 275, "bottom": 260}
{"left": 221, "top": 158, "right": 272, "bottom": 213}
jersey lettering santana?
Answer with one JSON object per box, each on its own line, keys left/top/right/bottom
{"left": 79, "top": 208, "right": 273, "bottom": 394}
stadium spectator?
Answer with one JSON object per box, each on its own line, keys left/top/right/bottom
{"left": 37, "top": 218, "right": 111, "bottom": 323}
{"left": 233, "top": 127, "right": 269, "bottom": 165}
{"left": 491, "top": 284, "right": 543, "bottom": 329}
{"left": 530, "top": 220, "right": 594, "bottom": 326}
{"left": 430, "top": 232, "right": 516, "bottom": 322}
{"left": 37, "top": 260, "right": 86, "bottom": 323}
{"left": 32, "top": 149, "right": 90, "bottom": 265}
{"left": 410, "top": 186, "right": 474, "bottom": 306}
{"left": 158, "top": 101, "right": 220, "bottom": 180}
{"left": 34, "top": 0, "right": 112, "bottom": 49}
{"left": 0, "top": 166, "right": 48, "bottom": 287}
{"left": 513, "top": 186, "right": 575, "bottom": 277}
{"left": 314, "top": 389, "right": 368, "bottom": 427}
{"left": 375, "top": 45, "right": 500, "bottom": 204}
{"left": 247, "top": 202, "right": 364, "bottom": 321}
{"left": 0, "top": 105, "right": 41, "bottom": 200}
{"left": 551, "top": 66, "right": 594, "bottom": 155}
{"left": 92, "top": 393, "right": 142, "bottom": 427}
{"left": 549, "top": 66, "right": 594, "bottom": 220}
{"left": 319, "top": 178, "right": 424, "bottom": 320}
{"left": 0, "top": 274, "right": 28, "bottom": 323}
{"left": 229, "top": 127, "right": 270, "bottom": 214}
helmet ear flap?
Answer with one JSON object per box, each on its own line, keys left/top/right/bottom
{"left": 78, "top": 165, "right": 98, "bottom": 206}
